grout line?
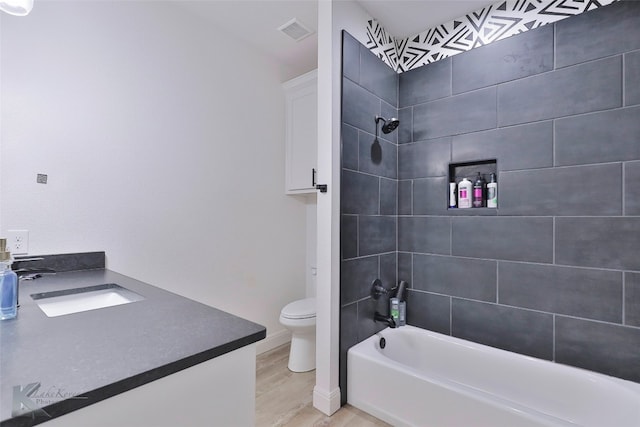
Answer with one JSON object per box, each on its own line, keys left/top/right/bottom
{"left": 552, "top": 217, "right": 556, "bottom": 265}
{"left": 410, "top": 253, "right": 414, "bottom": 287}
{"left": 622, "top": 162, "right": 626, "bottom": 216}
{"left": 552, "top": 314, "right": 556, "bottom": 362}
{"left": 552, "top": 119, "right": 556, "bottom": 166}
{"left": 449, "top": 297, "right": 453, "bottom": 335}
{"left": 378, "top": 177, "right": 381, "bottom": 215}
{"left": 450, "top": 56, "right": 454, "bottom": 97}
{"left": 622, "top": 53, "right": 626, "bottom": 107}
{"left": 622, "top": 272, "right": 626, "bottom": 325}
{"left": 552, "top": 22, "right": 557, "bottom": 71}
{"left": 449, "top": 216, "right": 453, "bottom": 256}
{"left": 496, "top": 261, "right": 500, "bottom": 303}
{"left": 356, "top": 215, "right": 360, "bottom": 258}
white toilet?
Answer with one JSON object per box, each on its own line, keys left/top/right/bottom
{"left": 279, "top": 297, "right": 316, "bottom": 372}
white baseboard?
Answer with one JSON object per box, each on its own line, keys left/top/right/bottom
{"left": 312, "top": 385, "right": 341, "bottom": 416}
{"left": 256, "top": 329, "right": 291, "bottom": 355}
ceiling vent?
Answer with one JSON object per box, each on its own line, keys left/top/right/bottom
{"left": 278, "top": 18, "right": 314, "bottom": 42}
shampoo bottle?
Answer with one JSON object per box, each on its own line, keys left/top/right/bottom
{"left": 390, "top": 298, "right": 399, "bottom": 326}
{"left": 449, "top": 182, "right": 457, "bottom": 208}
{"left": 487, "top": 173, "right": 498, "bottom": 208}
{"left": 458, "top": 178, "right": 472, "bottom": 209}
{"left": 0, "top": 239, "right": 17, "bottom": 320}
{"left": 472, "top": 172, "right": 486, "bottom": 208}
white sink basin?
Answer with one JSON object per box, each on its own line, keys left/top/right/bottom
{"left": 31, "top": 284, "right": 144, "bottom": 317}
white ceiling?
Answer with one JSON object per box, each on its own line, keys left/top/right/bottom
{"left": 176, "top": 0, "right": 496, "bottom": 79}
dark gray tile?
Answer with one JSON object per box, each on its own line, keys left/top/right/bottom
{"left": 398, "top": 180, "right": 413, "bottom": 215}
{"left": 626, "top": 272, "right": 640, "bottom": 327}
{"left": 398, "top": 252, "right": 412, "bottom": 285}
{"left": 555, "top": 316, "right": 640, "bottom": 383}
{"left": 359, "top": 131, "right": 397, "bottom": 179}
{"left": 452, "top": 217, "right": 553, "bottom": 263}
{"left": 340, "top": 302, "right": 358, "bottom": 346}
{"left": 452, "top": 25, "right": 553, "bottom": 94}
{"left": 499, "top": 262, "right": 623, "bottom": 322}
{"left": 399, "top": 57, "right": 451, "bottom": 107}
{"left": 398, "top": 138, "right": 451, "bottom": 179}
{"left": 379, "top": 253, "right": 397, "bottom": 290}
{"left": 556, "top": 217, "right": 640, "bottom": 270}
{"left": 626, "top": 161, "right": 640, "bottom": 215}
{"left": 359, "top": 216, "right": 396, "bottom": 256}
{"left": 360, "top": 44, "right": 398, "bottom": 107}
{"left": 380, "top": 178, "right": 397, "bottom": 216}
{"left": 555, "top": 106, "right": 640, "bottom": 166}
{"left": 342, "top": 77, "right": 380, "bottom": 132}
{"left": 414, "top": 254, "right": 497, "bottom": 302}
{"left": 398, "top": 216, "right": 451, "bottom": 255}
{"left": 452, "top": 121, "right": 553, "bottom": 171}
{"left": 340, "top": 256, "right": 379, "bottom": 305}
{"left": 414, "top": 87, "right": 497, "bottom": 139}
{"left": 413, "top": 177, "right": 448, "bottom": 215}
{"left": 555, "top": 1, "right": 640, "bottom": 68}
{"left": 342, "top": 31, "right": 360, "bottom": 83}
{"left": 341, "top": 124, "right": 358, "bottom": 171}
{"left": 498, "top": 164, "right": 622, "bottom": 216}
{"left": 358, "top": 297, "right": 388, "bottom": 339}
{"left": 341, "top": 170, "right": 379, "bottom": 215}
{"left": 398, "top": 107, "right": 412, "bottom": 144}
{"left": 498, "top": 56, "right": 622, "bottom": 126}
{"left": 341, "top": 215, "right": 358, "bottom": 260}
{"left": 407, "top": 291, "right": 451, "bottom": 335}
{"left": 626, "top": 50, "right": 640, "bottom": 106}
{"left": 452, "top": 299, "right": 553, "bottom": 360}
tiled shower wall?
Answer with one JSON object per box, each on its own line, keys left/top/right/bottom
{"left": 340, "top": 31, "right": 399, "bottom": 403}
{"left": 340, "top": 0, "right": 640, "bottom": 403}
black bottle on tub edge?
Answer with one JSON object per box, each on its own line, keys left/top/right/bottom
{"left": 472, "top": 172, "right": 486, "bottom": 208}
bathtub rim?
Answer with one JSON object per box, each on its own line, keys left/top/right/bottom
{"left": 347, "top": 325, "right": 640, "bottom": 427}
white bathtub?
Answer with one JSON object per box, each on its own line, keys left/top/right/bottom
{"left": 347, "top": 325, "right": 640, "bottom": 427}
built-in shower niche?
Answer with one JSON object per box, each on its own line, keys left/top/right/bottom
{"left": 448, "top": 159, "right": 497, "bottom": 213}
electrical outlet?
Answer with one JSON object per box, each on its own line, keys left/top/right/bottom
{"left": 7, "top": 230, "right": 29, "bottom": 255}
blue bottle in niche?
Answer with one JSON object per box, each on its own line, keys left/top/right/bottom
{"left": 0, "top": 239, "right": 18, "bottom": 320}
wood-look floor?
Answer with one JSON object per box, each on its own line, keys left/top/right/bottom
{"left": 255, "top": 344, "right": 391, "bottom": 427}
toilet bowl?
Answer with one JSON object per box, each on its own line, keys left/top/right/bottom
{"left": 279, "top": 297, "right": 316, "bottom": 372}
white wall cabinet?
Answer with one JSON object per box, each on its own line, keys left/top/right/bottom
{"left": 283, "top": 69, "right": 317, "bottom": 194}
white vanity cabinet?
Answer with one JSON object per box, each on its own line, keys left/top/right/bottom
{"left": 283, "top": 69, "right": 317, "bottom": 194}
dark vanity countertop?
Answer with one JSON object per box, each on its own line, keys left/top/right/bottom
{"left": 0, "top": 268, "right": 266, "bottom": 426}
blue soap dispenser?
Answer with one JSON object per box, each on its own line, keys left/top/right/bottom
{"left": 0, "top": 238, "right": 18, "bottom": 320}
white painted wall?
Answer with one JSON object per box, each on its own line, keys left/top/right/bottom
{"left": 314, "top": 0, "right": 372, "bottom": 415}
{"left": 0, "top": 1, "right": 309, "bottom": 352}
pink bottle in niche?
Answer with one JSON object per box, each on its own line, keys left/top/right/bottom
{"left": 472, "top": 172, "right": 486, "bottom": 208}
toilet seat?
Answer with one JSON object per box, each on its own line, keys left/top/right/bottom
{"left": 281, "top": 298, "right": 316, "bottom": 320}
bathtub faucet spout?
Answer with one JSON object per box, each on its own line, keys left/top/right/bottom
{"left": 374, "top": 311, "right": 396, "bottom": 328}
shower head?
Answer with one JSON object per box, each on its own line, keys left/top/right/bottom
{"left": 382, "top": 118, "right": 399, "bottom": 134}
{"left": 375, "top": 116, "right": 400, "bottom": 134}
